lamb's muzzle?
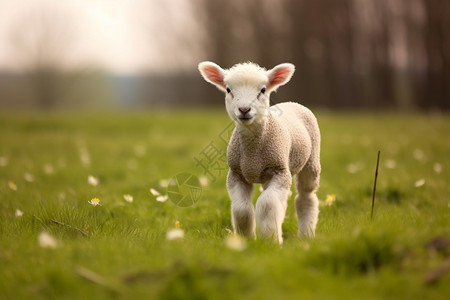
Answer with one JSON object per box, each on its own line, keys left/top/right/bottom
{"left": 198, "top": 61, "right": 321, "bottom": 244}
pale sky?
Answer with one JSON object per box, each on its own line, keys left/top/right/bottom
{"left": 0, "top": 0, "right": 201, "bottom": 74}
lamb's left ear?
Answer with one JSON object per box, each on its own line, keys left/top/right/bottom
{"left": 266, "top": 63, "right": 295, "bottom": 92}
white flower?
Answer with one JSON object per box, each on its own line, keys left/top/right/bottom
{"left": 78, "top": 143, "right": 91, "bottom": 167}
{"left": 8, "top": 181, "right": 17, "bottom": 191}
{"left": 414, "top": 179, "right": 426, "bottom": 188}
{"left": 156, "top": 195, "right": 168, "bottom": 202}
{"left": 325, "top": 194, "right": 336, "bottom": 206}
{"left": 24, "top": 173, "right": 35, "bottom": 182}
{"left": 123, "top": 194, "right": 133, "bottom": 203}
{"left": 166, "top": 228, "right": 184, "bottom": 240}
{"left": 159, "top": 179, "right": 169, "bottom": 188}
{"left": 433, "top": 163, "right": 442, "bottom": 173}
{"left": 88, "top": 175, "right": 99, "bottom": 186}
{"left": 43, "top": 164, "right": 54, "bottom": 175}
{"left": 346, "top": 163, "right": 362, "bottom": 174}
{"left": 0, "top": 156, "right": 7, "bottom": 167}
{"left": 413, "top": 149, "right": 425, "bottom": 161}
{"left": 15, "top": 209, "right": 23, "bottom": 217}
{"left": 150, "top": 188, "right": 161, "bottom": 196}
{"left": 150, "top": 188, "right": 168, "bottom": 202}
{"left": 88, "top": 197, "right": 101, "bottom": 206}
{"left": 384, "top": 160, "right": 397, "bottom": 169}
{"left": 38, "top": 232, "right": 58, "bottom": 248}
{"left": 225, "top": 234, "right": 247, "bottom": 251}
{"left": 134, "top": 144, "right": 147, "bottom": 157}
{"left": 199, "top": 176, "right": 209, "bottom": 187}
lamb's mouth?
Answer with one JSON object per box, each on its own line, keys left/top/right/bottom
{"left": 238, "top": 115, "right": 253, "bottom": 122}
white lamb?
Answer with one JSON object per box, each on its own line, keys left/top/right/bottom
{"left": 198, "top": 61, "right": 321, "bottom": 244}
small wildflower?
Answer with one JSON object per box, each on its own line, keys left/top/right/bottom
{"left": 38, "top": 232, "right": 58, "bottom": 249}
{"left": 346, "top": 163, "right": 361, "bottom": 174}
{"left": 88, "top": 197, "right": 101, "bottom": 206}
{"left": 325, "top": 194, "right": 336, "bottom": 206}
{"left": 24, "top": 173, "right": 35, "bottom": 182}
{"left": 166, "top": 228, "right": 184, "bottom": 240}
{"left": 199, "top": 176, "right": 209, "bottom": 187}
{"left": 384, "top": 159, "right": 397, "bottom": 169}
{"left": 413, "top": 149, "right": 425, "bottom": 161}
{"left": 134, "top": 144, "right": 147, "bottom": 157}
{"left": 156, "top": 195, "right": 168, "bottom": 202}
{"left": 88, "top": 175, "right": 99, "bottom": 186}
{"left": 8, "top": 181, "right": 17, "bottom": 191}
{"left": 150, "top": 188, "right": 161, "bottom": 196}
{"left": 151, "top": 187, "right": 168, "bottom": 202}
{"left": 15, "top": 209, "right": 23, "bottom": 217}
{"left": 78, "top": 141, "right": 91, "bottom": 167}
{"left": 225, "top": 234, "right": 247, "bottom": 251}
{"left": 159, "top": 179, "right": 169, "bottom": 188}
{"left": 123, "top": 194, "right": 133, "bottom": 203}
{"left": 433, "top": 163, "right": 442, "bottom": 173}
{"left": 0, "top": 156, "right": 8, "bottom": 167}
{"left": 414, "top": 179, "right": 426, "bottom": 188}
{"left": 43, "top": 164, "right": 54, "bottom": 175}
{"left": 175, "top": 220, "right": 181, "bottom": 228}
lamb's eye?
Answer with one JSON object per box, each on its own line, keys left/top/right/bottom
{"left": 260, "top": 87, "right": 266, "bottom": 94}
{"left": 226, "top": 87, "right": 231, "bottom": 94}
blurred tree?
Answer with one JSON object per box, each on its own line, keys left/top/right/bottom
{"left": 9, "top": 4, "right": 77, "bottom": 109}
{"left": 423, "top": 0, "right": 450, "bottom": 109}
{"left": 192, "top": 0, "right": 449, "bottom": 110}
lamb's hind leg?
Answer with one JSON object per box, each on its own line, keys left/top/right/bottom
{"left": 295, "top": 163, "right": 320, "bottom": 238}
{"left": 255, "top": 171, "right": 291, "bottom": 244}
{"left": 227, "top": 171, "right": 255, "bottom": 237}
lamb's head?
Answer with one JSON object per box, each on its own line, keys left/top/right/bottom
{"left": 198, "top": 61, "right": 295, "bottom": 126}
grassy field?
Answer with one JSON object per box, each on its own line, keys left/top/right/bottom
{"left": 0, "top": 110, "right": 449, "bottom": 299}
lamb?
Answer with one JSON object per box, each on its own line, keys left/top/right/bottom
{"left": 198, "top": 61, "right": 321, "bottom": 244}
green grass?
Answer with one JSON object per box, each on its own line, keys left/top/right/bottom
{"left": 1, "top": 110, "right": 449, "bottom": 299}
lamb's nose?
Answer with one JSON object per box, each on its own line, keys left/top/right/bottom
{"left": 239, "top": 107, "right": 251, "bottom": 115}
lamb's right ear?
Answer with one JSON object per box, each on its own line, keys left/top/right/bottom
{"left": 198, "top": 61, "right": 227, "bottom": 92}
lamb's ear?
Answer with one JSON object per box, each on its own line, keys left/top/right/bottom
{"left": 266, "top": 63, "right": 295, "bottom": 92}
{"left": 198, "top": 61, "right": 227, "bottom": 92}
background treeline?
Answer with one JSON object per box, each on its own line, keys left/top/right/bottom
{"left": 0, "top": 0, "right": 449, "bottom": 110}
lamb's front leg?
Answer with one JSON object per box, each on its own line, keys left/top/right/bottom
{"left": 227, "top": 171, "right": 255, "bottom": 237}
{"left": 256, "top": 171, "right": 292, "bottom": 244}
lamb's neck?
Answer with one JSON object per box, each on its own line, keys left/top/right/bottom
{"left": 235, "top": 119, "right": 268, "bottom": 148}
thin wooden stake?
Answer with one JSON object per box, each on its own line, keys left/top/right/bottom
{"left": 371, "top": 151, "right": 381, "bottom": 219}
